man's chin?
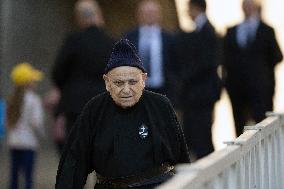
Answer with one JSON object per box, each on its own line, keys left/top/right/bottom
{"left": 119, "top": 101, "right": 137, "bottom": 108}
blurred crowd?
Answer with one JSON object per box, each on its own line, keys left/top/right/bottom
{"left": 0, "top": 0, "right": 283, "bottom": 188}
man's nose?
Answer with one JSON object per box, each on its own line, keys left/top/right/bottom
{"left": 122, "top": 83, "right": 131, "bottom": 93}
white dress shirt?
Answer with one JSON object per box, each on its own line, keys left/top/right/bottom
{"left": 237, "top": 16, "right": 260, "bottom": 48}
{"left": 194, "top": 13, "right": 207, "bottom": 32}
{"left": 138, "top": 25, "right": 164, "bottom": 88}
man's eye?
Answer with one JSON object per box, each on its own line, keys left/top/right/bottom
{"left": 113, "top": 81, "right": 124, "bottom": 86}
{"left": 129, "top": 80, "right": 138, "bottom": 85}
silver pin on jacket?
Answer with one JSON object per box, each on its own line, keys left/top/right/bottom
{"left": 139, "top": 124, "right": 149, "bottom": 139}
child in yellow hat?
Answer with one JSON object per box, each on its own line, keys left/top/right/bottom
{"left": 6, "top": 62, "right": 45, "bottom": 189}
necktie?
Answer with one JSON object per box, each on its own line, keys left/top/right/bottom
{"left": 238, "top": 21, "right": 253, "bottom": 48}
{"left": 140, "top": 32, "right": 152, "bottom": 76}
{"left": 244, "top": 23, "right": 251, "bottom": 47}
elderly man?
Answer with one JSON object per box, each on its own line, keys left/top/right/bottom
{"left": 55, "top": 39, "right": 190, "bottom": 189}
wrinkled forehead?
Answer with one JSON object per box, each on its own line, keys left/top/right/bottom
{"left": 107, "top": 66, "right": 142, "bottom": 80}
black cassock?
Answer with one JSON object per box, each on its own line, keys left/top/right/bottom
{"left": 55, "top": 90, "right": 190, "bottom": 189}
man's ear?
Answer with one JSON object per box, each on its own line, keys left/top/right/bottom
{"left": 103, "top": 74, "right": 110, "bottom": 91}
{"left": 142, "top": 73, "right": 147, "bottom": 87}
{"left": 142, "top": 73, "right": 147, "bottom": 81}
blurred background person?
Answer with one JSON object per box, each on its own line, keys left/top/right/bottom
{"left": 6, "top": 63, "right": 45, "bottom": 189}
{"left": 174, "top": 0, "right": 221, "bottom": 159}
{"left": 51, "top": 0, "right": 114, "bottom": 151}
{"left": 43, "top": 86, "right": 65, "bottom": 155}
{"left": 123, "top": 0, "right": 178, "bottom": 106}
{"left": 223, "top": 0, "right": 283, "bottom": 136}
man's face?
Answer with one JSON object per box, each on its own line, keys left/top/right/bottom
{"left": 189, "top": 3, "right": 199, "bottom": 21}
{"left": 137, "top": 1, "right": 161, "bottom": 26}
{"left": 242, "top": 0, "right": 258, "bottom": 18}
{"left": 103, "top": 66, "right": 147, "bottom": 108}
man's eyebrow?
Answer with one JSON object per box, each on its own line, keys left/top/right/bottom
{"left": 111, "top": 79, "right": 124, "bottom": 83}
{"left": 112, "top": 78, "right": 137, "bottom": 81}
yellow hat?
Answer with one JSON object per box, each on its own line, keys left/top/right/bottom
{"left": 10, "top": 62, "right": 43, "bottom": 86}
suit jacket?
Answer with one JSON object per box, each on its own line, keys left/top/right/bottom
{"left": 52, "top": 26, "right": 114, "bottom": 114}
{"left": 223, "top": 21, "right": 283, "bottom": 98}
{"left": 124, "top": 28, "right": 177, "bottom": 103}
{"left": 174, "top": 21, "right": 222, "bottom": 107}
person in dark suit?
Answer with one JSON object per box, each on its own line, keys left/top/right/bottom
{"left": 123, "top": 0, "right": 177, "bottom": 104}
{"left": 51, "top": 0, "right": 114, "bottom": 136}
{"left": 174, "top": 0, "right": 221, "bottom": 159}
{"left": 223, "top": 0, "right": 283, "bottom": 136}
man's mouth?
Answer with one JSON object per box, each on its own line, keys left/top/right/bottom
{"left": 121, "top": 96, "right": 133, "bottom": 99}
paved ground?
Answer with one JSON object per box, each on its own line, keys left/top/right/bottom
{"left": 0, "top": 139, "right": 95, "bottom": 189}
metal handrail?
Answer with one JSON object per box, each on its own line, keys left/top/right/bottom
{"left": 158, "top": 113, "right": 284, "bottom": 189}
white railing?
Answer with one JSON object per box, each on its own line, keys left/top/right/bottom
{"left": 158, "top": 113, "right": 284, "bottom": 189}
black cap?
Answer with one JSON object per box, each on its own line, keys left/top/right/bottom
{"left": 105, "top": 39, "right": 146, "bottom": 74}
